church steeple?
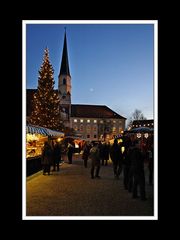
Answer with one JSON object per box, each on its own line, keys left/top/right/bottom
{"left": 59, "top": 30, "right": 71, "bottom": 77}
{"left": 58, "top": 29, "right": 72, "bottom": 124}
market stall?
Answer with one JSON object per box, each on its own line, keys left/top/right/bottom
{"left": 26, "top": 124, "right": 64, "bottom": 176}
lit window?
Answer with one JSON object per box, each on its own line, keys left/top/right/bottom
{"left": 87, "top": 119, "right": 90, "bottom": 123}
{"left": 87, "top": 125, "right": 91, "bottom": 132}
{"left": 74, "top": 119, "right": 77, "bottom": 122}
{"left": 74, "top": 125, "right": 78, "bottom": 131}
{"left": 112, "top": 127, "right": 116, "bottom": 132}
{"left": 144, "top": 124, "right": 146, "bottom": 126}
{"left": 80, "top": 119, "right": 83, "bottom": 123}
{"left": 152, "top": 123, "right": 154, "bottom": 126}
{"left": 94, "top": 119, "right": 97, "bottom": 123}
{"left": 113, "top": 120, "right": 116, "bottom": 123}
{"left": 100, "top": 120, "right": 103, "bottom": 123}
{"left": 148, "top": 124, "right": 150, "bottom": 126}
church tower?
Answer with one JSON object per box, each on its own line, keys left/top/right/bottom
{"left": 58, "top": 30, "right": 71, "bottom": 122}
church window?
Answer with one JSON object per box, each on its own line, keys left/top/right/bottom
{"left": 63, "top": 78, "right": 66, "bottom": 85}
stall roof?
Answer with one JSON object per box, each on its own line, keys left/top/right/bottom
{"left": 26, "top": 124, "right": 64, "bottom": 137}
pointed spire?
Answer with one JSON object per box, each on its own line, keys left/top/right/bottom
{"left": 59, "top": 30, "right": 71, "bottom": 77}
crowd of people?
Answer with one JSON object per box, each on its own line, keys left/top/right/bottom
{"left": 41, "top": 135, "right": 154, "bottom": 201}
{"left": 82, "top": 136, "right": 154, "bottom": 201}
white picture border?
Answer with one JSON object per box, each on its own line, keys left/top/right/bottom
{"left": 22, "top": 20, "right": 158, "bottom": 220}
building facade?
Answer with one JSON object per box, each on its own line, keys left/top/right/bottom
{"left": 132, "top": 119, "right": 154, "bottom": 129}
{"left": 27, "top": 31, "right": 126, "bottom": 141}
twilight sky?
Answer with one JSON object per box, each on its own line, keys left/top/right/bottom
{"left": 26, "top": 22, "right": 154, "bottom": 122}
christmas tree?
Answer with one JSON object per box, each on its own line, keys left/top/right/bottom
{"left": 29, "top": 48, "right": 62, "bottom": 131}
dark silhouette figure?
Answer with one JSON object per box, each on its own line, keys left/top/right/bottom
{"left": 102, "top": 142, "right": 110, "bottom": 166}
{"left": 123, "top": 147, "right": 132, "bottom": 190}
{"left": 89, "top": 142, "right": 101, "bottom": 179}
{"left": 53, "top": 142, "right": 62, "bottom": 171}
{"left": 148, "top": 145, "right": 154, "bottom": 185}
{"left": 110, "top": 139, "right": 123, "bottom": 179}
{"left": 67, "top": 142, "right": 74, "bottom": 164}
{"left": 131, "top": 141, "right": 146, "bottom": 200}
{"left": 82, "top": 143, "right": 90, "bottom": 168}
{"left": 41, "top": 141, "right": 53, "bottom": 175}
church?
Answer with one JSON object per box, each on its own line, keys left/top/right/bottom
{"left": 27, "top": 31, "right": 126, "bottom": 142}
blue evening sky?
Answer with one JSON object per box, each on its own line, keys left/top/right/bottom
{"left": 26, "top": 23, "right": 154, "bottom": 122}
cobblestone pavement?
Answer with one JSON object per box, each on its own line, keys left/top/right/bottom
{"left": 26, "top": 155, "right": 154, "bottom": 218}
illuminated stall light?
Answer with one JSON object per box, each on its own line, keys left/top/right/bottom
{"left": 121, "top": 146, "right": 125, "bottom": 154}
{"left": 144, "top": 133, "right": 149, "bottom": 138}
{"left": 137, "top": 133, "right": 141, "bottom": 138}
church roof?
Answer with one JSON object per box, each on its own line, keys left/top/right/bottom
{"left": 59, "top": 32, "right": 71, "bottom": 77}
{"left": 71, "top": 104, "right": 126, "bottom": 119}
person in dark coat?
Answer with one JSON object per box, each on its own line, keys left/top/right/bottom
{"left": 41, "top": 141, "right": 53, "bottom": 175}
{"left": 102, "top": 142, "right": 110, "bottom": 166}
{"left": 82, "top": 143, "right": 90, "bottom": 168}
{"left": 122, "top": 146, "right": 132, "bottom": 190}
{"left": 131, "top": 140, "right": 147, "bottom": 200}
{"left": 148, "top": 144, "right": 154, "bottom": 185}
{"left": 67, "top": 142, "right": 74, "bottom": 164}
{"left": 110, "top": 139, "right": 123, "bottom": 179}
{"left": 89, "top": 142, "right": 101, "bottom": 179}
{"left": 53, "top": 141, "right": 62, "bottom": 171}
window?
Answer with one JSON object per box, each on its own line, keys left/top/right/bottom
{"left": 112, "top": 126, "right": 116, "bottom": 132}
{"left": 86, "top": 125, "right": 91, "bottom": 132}
{"left": 100, "top": 120, "right": 103, "bottom": 123}
{"left": 94, "top": 134, "right": 97, "bottom": 138}
{"left": 63, "top": 78, "right": 66, "bottom": 85}
{"left": 94, "top": 119, "right": 97, "bottom": 123}
{"left": 87, "top": 119, "right": 90, "bottom": 123}
{"left": 87, "top": 134, "right": 90, "bottom": 138}
{"left": 74, "top": 125, "right": 78, "bottom": 131}
{"left": 74, "top": 119, "right": 77, "bottom": 122}
{"left": 80, "top": 119, "right": 84, "bottom": 123}
{"left": 93, "top": 125, "right": 97, "bottom": 132}
{"left": 113, "top": 120, "right": 116, "bottom": 123}
{"left": 80, "top": 125, "right": 83, "bottom": 131}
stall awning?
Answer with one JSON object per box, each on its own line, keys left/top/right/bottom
{"left": 26, "top": 124, "right": 64, "bottom": 137}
